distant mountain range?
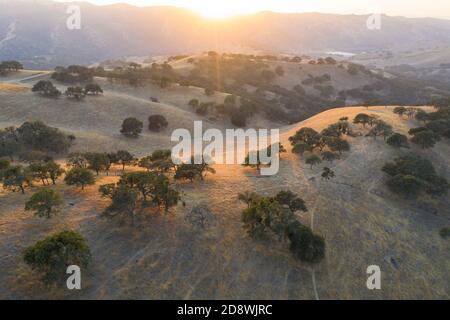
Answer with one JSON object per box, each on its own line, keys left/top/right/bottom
{"left": 1, "top": 0, "right": 450, "bottom": 68}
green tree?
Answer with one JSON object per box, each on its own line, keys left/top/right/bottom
{"left": 2, "top": 165, "right": 32, "bottom": 194}
{"left": 148, "top": 115, "right": 168, "bottom": 131}
{"left": 274, "top": 191, "right": 307, "bottom": 213}
{"left": 289, "top": 127, "right": 320, "bottom": 149}
{"left": 0, "top": 127, "right": 19, "bottom": 161}
{"left": 46, "top": 161, "right": 64, "bottom": 185}
{"left": 393, "top": 106, "right": 407, "bottom": 117}
{"left": 120, "top": 171, "right": 158, "bottom": 202}
{"left": 25, "top": 189, "right": 63, "bottom": 218}
{"left": 304, "top": 152, "right": 322, "bottom": 169}
{"left": 65, "top": 87, "right": 86, "bottom": 100}
{"left": 242, "top": 197, "right": 284, "bottom": 239}
{"left": 353, "top": 113, "right": 371, "bottom": 128}
{"left": 286, "top": 221, "right": 325, "bottom": 263}
{"left": 326, "top": 137, "right": 350, "bottom": 154}
{"left": 64, "top": 167, "right": 95, "bottom": 190}
{"left": 292, "top": 141, "right": 310, "bottom": 155}
{"left": 366, "top": 120, "right": 393, "bottom": 140}
{"left": 84, "top": 83, "right": 103, "bottom": 95}
{"left": 67, "top": 152, "right": 88, "bottom": 168}
{"left": 23, "top": 231, "right": 91, "bottom": 285}
{"left": 426, "top": 175, "right": 450, "bottom": 196}
{"left": 120, "top": 117, "right": 143, "bottom": 137}
{"left": 410, "top": 130, "right": 438, "bottom": 149}
{"left": 31, "top": 81, "right": 61, "bottom": 98}
{"left": 17, "top": 121, "right": 72, "bottom": 154}
{"left": 387, "top": 133, "right": 409, "bottom": 149}
{"left": 99, "top": 183, "right": 138, "bottom": 224}
{"left": 382, "top": 154, "right": 448, "bottom": 198}
{"left": 415, "top": 109, "right": 429, "bottom": 124}
{"left": 321, "top": 151, "right": 339, "bottom": 162}
{"left": 151, "top": 174, "right": 180, "bottom": 212}
{"left": 116, "top": 150, "right": 135, "bottom": 171}
{"left": 387, "top": 174, "right": 423, "bottom": 199}
{"left": 138, "top": 149, "right": 173, "bottom": 173}
{"left": 29, "top": 161, "right": 50, "bottom": 185}
{"left": 85, "top": 152, "right": 110, "bottom": 176}
{"left": 175, "top": 156, "right": 216, "bottom": 181}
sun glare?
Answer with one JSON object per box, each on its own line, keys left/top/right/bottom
{"left": 188, "top": 1, "right": 249, "bottom": 19}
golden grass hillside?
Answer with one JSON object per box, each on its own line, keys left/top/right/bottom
{"left": 0, "top": 80, "right": 449, "bottom": 300}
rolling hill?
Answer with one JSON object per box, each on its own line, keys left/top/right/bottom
{"left": 2, "top": 0, "right": 450, "bottom": 68}
{"left": 0, "top": 70, "right": 449, "bottom": 299}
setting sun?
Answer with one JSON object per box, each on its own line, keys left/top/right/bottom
{"left": 186, "top": 1, "right": 252, "bottom": 19}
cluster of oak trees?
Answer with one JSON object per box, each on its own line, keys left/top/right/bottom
{"left": 0, "top": 60, "right": 23, "bottom": 75}
{"left": 32, "top": 80, "right": 103, "bottom": 99}
{"left": 0, "top": 121, "right": 74, "bottom": 162}
{"left": 239, "top": 190, "right": 325, "bottom": 263}
{"left": 1, "top": 146, "right": 218, "bottom": 285}
{"left": 189, "top": 94, "right": 259, "bottom": 128}
{"left": 383, "top": 103, "right": 450, "bottom": 199}
{"left": 289, "top": 117, "right": 351, "bottom": 169}
{"left": 120, "top": 114, "right": 169, "bottom": 137}
{"left": 393, "top": 102, "right": 450, "bottom": 149}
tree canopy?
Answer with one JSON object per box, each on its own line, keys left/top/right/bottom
{"left": 23, "top": 231, "right": 91, "bottom": 285}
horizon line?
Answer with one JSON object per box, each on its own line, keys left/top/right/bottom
{"left": 49, "top": 0, "right": 450, "bottom": 21}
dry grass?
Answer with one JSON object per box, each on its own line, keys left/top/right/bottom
{"left": 0, "top": 83, "right": 28, "bottom": 93}
{"left": 0, "top": 72, "right": 449, "bottom": 299}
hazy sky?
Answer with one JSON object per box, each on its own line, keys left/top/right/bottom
{"left": 57, "top": 0, "right": 450, "bottom": 19}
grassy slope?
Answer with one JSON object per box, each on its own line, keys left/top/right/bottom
{"left": 0, "top": 72, "right": 449, "bottom": 299}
